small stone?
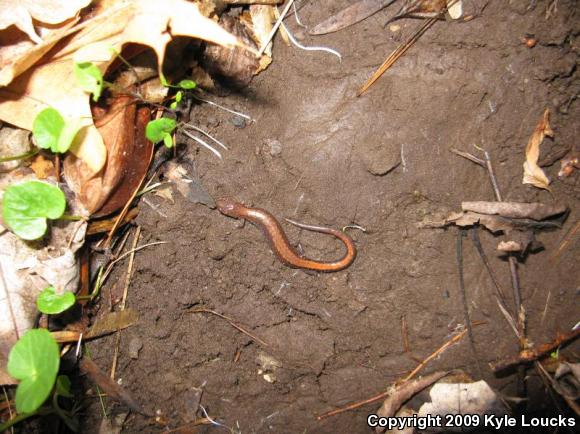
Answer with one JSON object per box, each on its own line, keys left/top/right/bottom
{"left": 231, "top": 115, "right": 246, "bottom": 128}
{"left": 264, "top": 139, "right": 283, "bottom": 157}
{"left": 128, "top": 337, "right": 143, "bottom": 359}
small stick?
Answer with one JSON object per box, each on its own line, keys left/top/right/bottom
{"left": 482, "top": 149, "right": 503, "bottom": 202}
{"left": 189, "top": 308, "right": 269, "bottom": 347}
{"left": 535, "top": 361, "right": 580, "bottom": 417}
{"left": 450, "top": 148, "right": 485, "bottom": 167}
{"left": 2, "top": 386, "right": 14, "bottom": 434}
{"left": 110, "top": 227, "right": 141, "bottom": 380}
{"left": 490, "top": 328, "right": 580, "bottom": 372}
{"left": 470, "top": 229, "right": 508, "bottom": 302}
{"left": 401, "top": 315, "right": 409, "bottom": 353}
{"left": 470, "top": 229, "right": 521, "bottom": 338}
{"left": 540, "top": 290, "right": 551, "bottom": 325}
{"left": 550, "top": 220, "right": 580, "bottom": 262}
{"left": 456, "top": 229, "right": 483, "bottom": 378}
{"left": 258, "top": 0, "right": 295, "bottom": 56}
{"left": 100, "top": 241, "right": 167, "bottom": 285}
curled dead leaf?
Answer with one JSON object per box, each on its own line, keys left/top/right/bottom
{"left": 204, "top": 15, "right": 260, "bottom": 88}
{"left": 523, "top": 108, "right": 553, "bottom": 191}
{"left": 64, "top": 96, "right": 153, "bottom": 215}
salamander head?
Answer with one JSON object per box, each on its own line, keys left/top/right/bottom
{"left": 216, "top": 197, "right": 245, "bottom": 218}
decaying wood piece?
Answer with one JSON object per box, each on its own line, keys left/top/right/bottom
{"left": 461, "top": 201, "right": 567, "bottom": 221}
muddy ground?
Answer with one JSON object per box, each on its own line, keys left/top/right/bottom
{"left": 83, "top": 1, "right": 578, "bottom": 433}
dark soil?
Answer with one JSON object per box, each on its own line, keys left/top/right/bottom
{"left": 83, "top": 1, "right": 579, "bottom": 432}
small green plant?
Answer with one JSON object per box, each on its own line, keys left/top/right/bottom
{"left": 37, "top": 286, "right": 76, "bottom": 315}
{"left": 170, "top": 91, "right": 183, "bottom": 110}
{"left": 32, "top": 108, "right": 84, "bottom": 154}
{"left": 74, "top": 62, "right": 104, "bottom": 102}
{"left": 7, "top": 329, "right": 60, "bottom": 414}
{"left": 160, "top": 73, "right": 196, "bottom": 110}
{"left": 1, "top": 331, "right": 78, "bottom": 431}
{"left": 146, "top": 117, "right": 177, "bottom": 148}
{"left": 2, "top": 181, "right": 66, "bottom": 240}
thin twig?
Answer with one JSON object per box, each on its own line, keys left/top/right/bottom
{"left": 189, "top": 308, "right": 269, "bottom": 347}
{"left": 457, "top": 229, "right": 483, "bottom": 378}
{"left": 110, "top": 227, "right": 140, "bottom": 380}
{"left": 258, "top": 0, "right": 295, "bottom": 56}
{"left": 358, "top": 16, "right": 437, "bottom": 96}
{"left": 182, "top": 130, "right": 223, "bottom": 159}
{"left": 481, "top": 149, "right": 503, "bottom": 202}
{"left": 550, "top": 220, "right": 580, "bottom": 262}
{"left": 2, "top": 386, "right": 14, "bottom": 434}
{"left": 450, "top": 148, "right": 485, "bottom": 167}
{"left": 490, "top": 329, "right": 580, "bottom": 372}
{"left": 477, "top": 147, "right": 528, "bottom": 398}
{"left": 101, "top": 241, "right": 167, "bottom": 286}
{"left": 316, "top": 325, "right": 480, "bottom": 420}
{"left": 401, "top": 315, "right": 409, "bottom": 353}
{"left": 182, "top": 123, "right": 229, "bottom": 150}
{"left": 192, "top": 94, "right": 252, "bottom": 121}
{"left": 470, "top": 229, "right": 520, "bottom": 338}
{"left": 280, "top": 21, "right": 342, "bottom": 60}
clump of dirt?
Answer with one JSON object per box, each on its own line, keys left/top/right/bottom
{"left": 84, "top": 1, "right": 579, "bottom": 432}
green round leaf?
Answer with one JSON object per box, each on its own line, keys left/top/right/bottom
{"left": 178, "top": 79, "right": 196, "bottom": 90}
{"left": 175, "top": 91, "right": 183, "bottom": 103}
{"left": 74, "top": 62, "right": 104, "bottom": 102}
{"left": 2, "top": 181, "right": 66, "bottom": 240}
{"left": 32, "top": 108, "right": 83, "bottom": 153}
{"left": 32, "top": 108, "right": 64, "bottom": 151}
{"left": 37, "top": 286, "right": 76, "bottom": 315}
{"left": 145, "top": 118, "right": 177, "bottom": 144}
{"left": 7, "top": 329, "right": 60, "bottom": 414}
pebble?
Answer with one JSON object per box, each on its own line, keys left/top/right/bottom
{"left": 128, "top": 337, "right": 143, "bottom": 359}
{"left": 231, "top": 115, "right": 246, "bottom": 128}
{"left": 264, "top": 139, "right": 283, "bottom": 157}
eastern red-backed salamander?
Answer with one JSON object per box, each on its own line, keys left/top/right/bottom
{"left": 216, "top": 197, "right": 356, "bottom": 272}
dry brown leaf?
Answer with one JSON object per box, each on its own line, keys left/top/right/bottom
{"left": 86, "top": 309, "right": 138, "bottom": 339}
{"left": 250, "top": 5, "right": 275, "bottom": 58}
{"left": 0, "top": 0, "right": 90, "bottom": 32}
{"left": 154, "top": 185, "right": 174, "bottom": 203}
{"left": 523, "top": 108, "right": 553, "bottom": 191}
{"left": 29, "top": 154, "right": 55, "bottom": 179}
{"left": 204, "top": 15, "right": 260, "bottom": 88}
{"left": 0, "top": 0, "right": 243, "bottom": 177}
{"left": 445, "top": 211, "right": 515, "bottom": 233}
{"left": 64, "top": 97, "right": 153, "bottom": 215}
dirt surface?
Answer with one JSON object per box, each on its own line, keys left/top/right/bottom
{"left": 84, "top": 1, "right": 579, "bottom": 432}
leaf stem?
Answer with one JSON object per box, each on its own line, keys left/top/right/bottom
{"left": 0, "top": 149, "right": 39, "bottom": 163}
